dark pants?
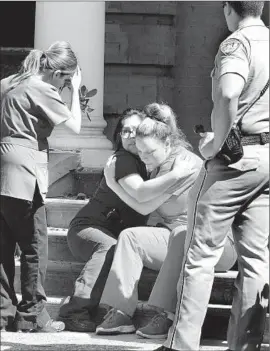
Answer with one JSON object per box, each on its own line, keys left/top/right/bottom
{"left": 0, "top": 188, "right": 50, "bottom": 330}
{"left": 59, "top": 223, "right": 117, "bottom": 321}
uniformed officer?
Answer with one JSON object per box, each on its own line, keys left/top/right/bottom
{"left": 153, "top": 2, "right": 269, "bottom": 350}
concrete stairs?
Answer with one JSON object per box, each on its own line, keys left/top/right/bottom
{"left": 12, "top": 159, "right": 269, "bottom": 344}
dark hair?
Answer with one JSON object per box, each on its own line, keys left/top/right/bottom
{"left": 9, "top": 41, "right": 78, "bottom": 90}
{"left": 226, "top": 1, "right": 265, "bottom": 17}
{"left": 113, "top": 108, "right": 146, "bottom": 150}
{"left": 140, "top": 102, "right": 192, "bottom": 150}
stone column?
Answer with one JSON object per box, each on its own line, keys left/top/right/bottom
{"left": 35, "top": 1, "right": 113, "bottom": 168}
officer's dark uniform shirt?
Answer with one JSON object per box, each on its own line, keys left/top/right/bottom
{"left": 70, "top": 148, "right": 149, "bottom": 237}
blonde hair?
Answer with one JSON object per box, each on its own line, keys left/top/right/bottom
{"left": 140, "top": 102, "right": 192, "bottom": 150}
{"left": 9, "top": 41, "right": 77, "bottom": 90}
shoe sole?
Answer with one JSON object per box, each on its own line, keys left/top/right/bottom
{"left": 18, "top": 324, "right": 65, "bottom": 333}
{"left": 136, "top": 330, "right": 168, "bottom": 339}
{"left": 58, "top": 317, "right": 96, "bottom": 333}
{"left": 96, "top": 325, "right": 136, "bottom": 335}
{"left": 64, "top": 324, "right": 96, "bottom": 333}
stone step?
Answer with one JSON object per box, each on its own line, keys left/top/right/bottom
{"left": 14, "top": 294, "right": 270, "bottom": 344}
{"left": 45, "top": 198, "right": 87, "bottom": 228}
{"left": 47, "top": 157, "right": 103, "bottom": 199}
{"left": 15, "top": 260, "right": 237, "bottom": 304}
{"left": 45, "top": 199, "right": 162, "bottom": 228}
{"left": 73, "top": 168, "right": 103, "bottom": 197}
{"left": 47, "top": 150, "right": 81, "bottom": 198}
{"left": 48, "top": 227, "right": 75, "bottom": 262}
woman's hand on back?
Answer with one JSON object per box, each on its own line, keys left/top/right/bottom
{"left": 104, "top": 155, "right": 117, "bottom": 187}
{"left": 71, "top": 66, "right": 82, "bottom": 91}
{"left": 199, "top": 132, "right": 214, "bottom": 159}
{"left": 171, "top": 154, "right": 190, "bottom": 179}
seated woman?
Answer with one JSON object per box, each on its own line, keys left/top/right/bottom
{"left": 59, "top": 108, "right": 184, "bottom": 332}
{"left": 135, "top": 226, "right": 236, "bottom": 339}
{"left": 95, "top": 103, "right": 237, "bottom": 335}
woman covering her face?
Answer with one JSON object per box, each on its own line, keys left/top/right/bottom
{"left": 95, "top": 103, "right": 237, "bottom": 336}
{"left": 0, "top": 41, "right": 81, "bottom": 332}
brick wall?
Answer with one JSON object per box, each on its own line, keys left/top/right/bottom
{"left": 103, "top": 1, "right": 177, "bottom": 142}
{"left": 173, "top": 1, "right": 229, "bottom": 149}
{"left": 104, "top": 0, "right": 269, "bottom": 150}
{"left": 173, "top": 1, "right": 269, "bottom": 149}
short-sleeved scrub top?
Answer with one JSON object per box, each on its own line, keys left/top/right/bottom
{"left": 70, "top": 148, "right": 150, "bottom": 237}
{"left": 151, "top": 146, "right": 203, "bottom": 230}
{"left": 0, "top": 75, "right": 73, "bottom": 202}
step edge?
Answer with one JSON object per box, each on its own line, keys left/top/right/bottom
{"left": 13, "top": 294, "right": 237, "bottom": 312}
{"left": 45, "top": 199, "right": 89, "bottom": 205}
{"left": 15, "top": 260, "right": 84, "bottom": 270}
{"left": 15, "top": 260, "right": 237, "bottom": 279}
{"left": 48, "top": 227, "right": 68, "bottom": 236}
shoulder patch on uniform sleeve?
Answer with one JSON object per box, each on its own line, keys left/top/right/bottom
{"left": 220, "top": 38, "right": 241, "bottom": 55}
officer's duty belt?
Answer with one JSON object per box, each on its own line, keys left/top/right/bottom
{"left": 241, "top": 132, "right": 269, "bottom": 146}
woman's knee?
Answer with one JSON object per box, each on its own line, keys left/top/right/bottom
{"left": 118, "top": 228, "right": 137, "bottom": 243}
{"left": 67, "top": 225, "right": 115, "bottom": 261}
{"left": 117, "top": 228, "right": 143, "bottom": 252}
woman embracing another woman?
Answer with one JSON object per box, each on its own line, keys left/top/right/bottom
{"left": 96, "top": 103, "right": 237, "bottom": 336}
{"left": 59, "top": 108, "right": 187, "bottom": 332}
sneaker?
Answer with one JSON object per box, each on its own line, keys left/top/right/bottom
{"left": 2, "top": 325, "right": 17, "bottom": 332}
{"left": 96, "top": 308, "right": 135, "bottom": 335}
{"left": 136, "top": 312, "right": 172, "bottom": 339}
{"left": 20, "top": 320, "right": 65, "bottom": 333}
{"left": 61, "top": 317, "right": 96, "bottom": 332}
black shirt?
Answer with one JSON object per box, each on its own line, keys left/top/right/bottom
{"left": 70, "top": 148, "right": 149, "bottom": 236}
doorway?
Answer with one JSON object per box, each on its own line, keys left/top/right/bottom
{"left": 0, "top": 1, "right": 36, "bottom": 48}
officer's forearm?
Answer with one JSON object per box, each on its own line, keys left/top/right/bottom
{"left": 212, "top": 96, "right": 238, "bottom": 156}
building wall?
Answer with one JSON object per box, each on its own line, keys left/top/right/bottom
{"left": 104, "top": 1, "right": 269, "bottom": 150}
{"left": 173, "top": 1, "right": 229, "bottom": 147}
{"left": 103, "top": 1, "right": 177, "bottom": 141}
{"left": 1, "top": 1, "right": 269, "bottom": 150}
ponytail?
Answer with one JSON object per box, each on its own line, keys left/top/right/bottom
{"left": 9, "top": 49, "right": 44, "bottom": 90}
{"left": 143, "top": 103, "right": 178, "bottom": 134}
{"left": 142, "top": 102, "right": 193, "bottom": 150}
{"left": 8, "top": 41, "right": 77, "bottom": 91}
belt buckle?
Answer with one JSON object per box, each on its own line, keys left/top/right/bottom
{"left": 260, "top": 133, "right": 268, "bottom": 145}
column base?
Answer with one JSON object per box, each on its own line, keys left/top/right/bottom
{"left": 81, "top": 149, "right": 113, "bottom": 168}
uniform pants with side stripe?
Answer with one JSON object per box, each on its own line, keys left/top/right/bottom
{"left": 147, "top": 225, "right": 236, "bottom": 314}
{"left": 165, "top": 146, "right": 269, "bottom": 351}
